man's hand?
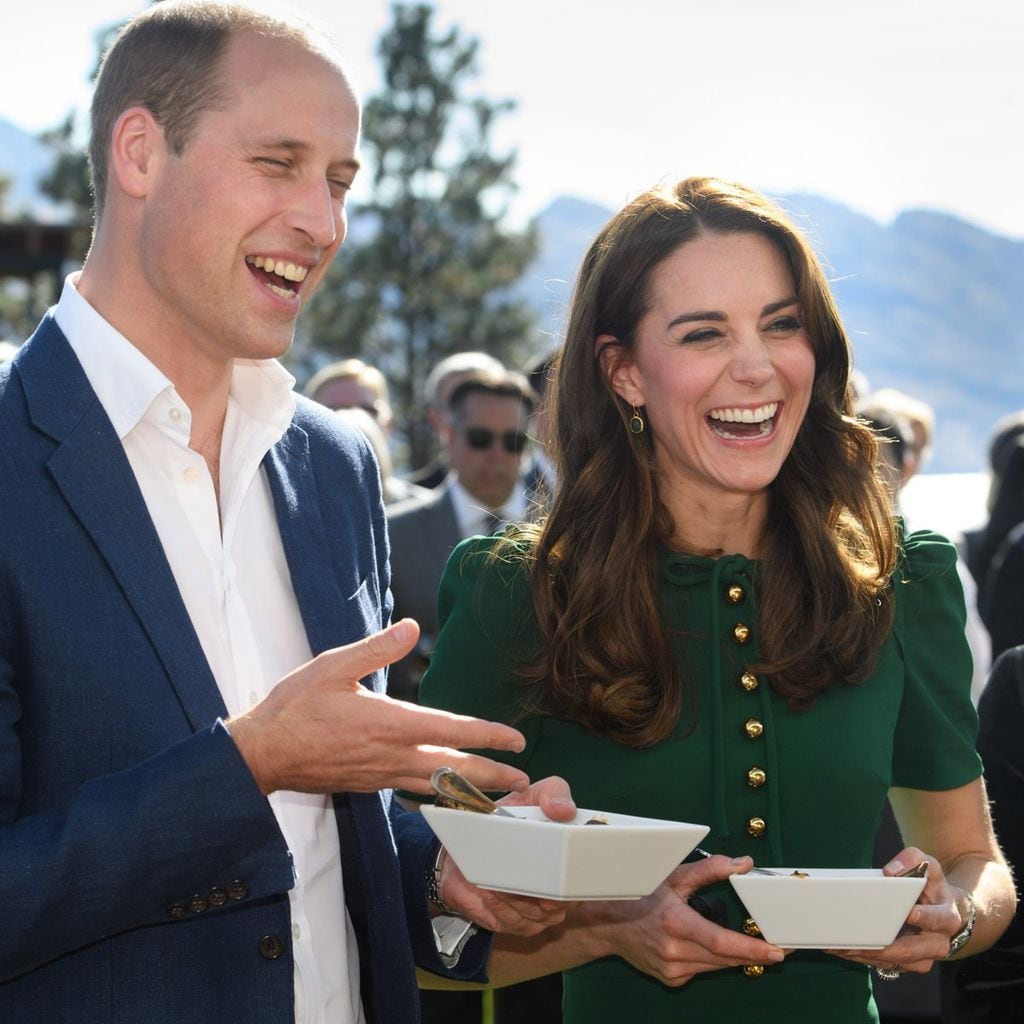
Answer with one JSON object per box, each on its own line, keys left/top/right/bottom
{"left": 436, "top": 776, "right": 578, "bottom": 936}
{"left": 227, "top": 619, "right": 529, "bottom": 796}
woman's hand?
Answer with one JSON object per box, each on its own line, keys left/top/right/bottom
{"left": 828, "top": 846, "right": 969, "bottom": 974}
{"left": 578, "top": 855, "right": 786, "bottom": 987}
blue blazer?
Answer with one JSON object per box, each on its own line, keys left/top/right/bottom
{"left": 0, "top": 317, "right": 488, "bottom": 1022}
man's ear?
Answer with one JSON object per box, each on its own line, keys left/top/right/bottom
{"left": 596, "top": 334, "right": 644, "bottom": 407}
{"left": 108, "top": 107, "right": 166, "bottom": 201}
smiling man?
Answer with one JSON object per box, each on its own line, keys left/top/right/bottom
{"left": 0, "top": 3, "right": 571, "bottom": 1022}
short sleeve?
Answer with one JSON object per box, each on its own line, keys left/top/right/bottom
{"left": 417, "top": 536, "right": 542, "bottom": 777}
{"left": 890, "top": 529, "right": 982, "bottom": 789}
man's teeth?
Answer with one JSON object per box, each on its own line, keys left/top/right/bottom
{"left": 708, "top": 402, "right": 778, "bottom": 424}
{"left": 247, "top": 256, "right": 309, "bottom": 282}
{"left": 266, "top": 282, "right": 296, "bottom": 299}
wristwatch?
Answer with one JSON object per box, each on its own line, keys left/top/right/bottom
{"left": 945, "top": 890, "right": 976, "bottom": 958}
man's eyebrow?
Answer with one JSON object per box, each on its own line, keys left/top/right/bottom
{"left": 665, "top": 295, "right": 799, "bottom": 330}
{"left": 255, "top": 137, "right": 361, "bottom": 173}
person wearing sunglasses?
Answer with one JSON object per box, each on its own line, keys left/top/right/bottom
{"left": 386, "top": 369, "right": 536, "bottom": 713}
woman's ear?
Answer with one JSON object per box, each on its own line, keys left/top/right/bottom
{"left": 596, "top": 334, "right": 644, "bottom": 407}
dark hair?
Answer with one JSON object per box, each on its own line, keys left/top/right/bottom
{"left": 447, "top": 370, "right": 537, "bottom": 419}
{"left": 89, "top": 1, "right": 336, "bottom": 219}
{"left": 511, "top": 176, "right": 897, "bottom": 748}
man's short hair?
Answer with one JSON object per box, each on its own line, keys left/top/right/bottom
{"left": 447, "top": 370, "right": 537, "bottom": 420}
{"left": 89, "top": 0, "right": 339, "bottom": 219}
{"left": 423, "top": 351, "right": 504, "bottom": 409}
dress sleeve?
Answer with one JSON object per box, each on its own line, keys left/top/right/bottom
{"left": 890, "top": 529, "right": 982, "bottom": 789}
{"left": 417, "top": 536, "right": 541, "bottom": 777}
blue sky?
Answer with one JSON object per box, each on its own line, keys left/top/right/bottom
{"left": 1, "top": 0, "right": 1022, "bottom": 238}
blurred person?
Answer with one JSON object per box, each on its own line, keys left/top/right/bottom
{"left": 407, "top": 350, "right": 505, "bottom": 489}
{"left": 333, "top": 406, "right": 427, "bottom": 505}
{"left": 413, "top": 177, "right": 1014, "bottom": 1023}
{"left": 0, "top": 340, "right": 20, "bottom": 364}
{"left": 940, "top": 645, "right": 1024, "bottom": 1023}
{"left": 0, "top": 4, "right": 572, "bottom": 1021}
{"left": 306, "top": 356, "right": 394, "bottom": 430}
{"left": 860, "top": 395, "right": 990, "bottom": 702}
{"left": 521, "top": 347, "right": 559, "bottom": 516}
{"left": 386, "top": 369, "right": 535, "bottom": 704}
{"left": 964, "top": 414, "right": 1024, "bottom": 591}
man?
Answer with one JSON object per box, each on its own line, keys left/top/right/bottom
{"left": 0, "top": 4, "right": 567, "bottom": 1021}
{"left": 406, "top": 350, "right": 505, "bottom": 489}
{"left": 306, "top": 357, "right": 394, "bottom": 430}
{"left": 387, "top": 370, "right": 536, "bottom": 702}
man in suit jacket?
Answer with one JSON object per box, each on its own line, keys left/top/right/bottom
{"left": 387, "top": 371, "right": 536, "bottom": 703}
{"left": 0, "top": 5, "right": 568, "bottom": 1021}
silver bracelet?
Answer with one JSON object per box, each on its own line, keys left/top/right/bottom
{"left": 425, "top": 845, "right": 456, "bottom": 915}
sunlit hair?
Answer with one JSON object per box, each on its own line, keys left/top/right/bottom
{"left": 506, "top": 176, "right": 898, "bottom": 748}
{"left": 88, "top": 0, "right": 341, "bottom": 220}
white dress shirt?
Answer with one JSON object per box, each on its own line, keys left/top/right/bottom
{"left": 448, "top": 476, "right": 528, "bottom": 540}
{"left": 55, "top": 274, "right": 364, "bottom": 1024}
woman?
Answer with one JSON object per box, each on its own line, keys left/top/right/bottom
{"left": 416, "top": 177, "right": 1014, "bottom": 1022}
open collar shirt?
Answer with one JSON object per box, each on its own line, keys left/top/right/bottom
{"left": 55, "top": 273, "right": 364, "bottom": 1024}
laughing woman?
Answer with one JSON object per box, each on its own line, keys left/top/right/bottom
{"left": 415, "top": 177, "right": 1014, "bottom": 1023}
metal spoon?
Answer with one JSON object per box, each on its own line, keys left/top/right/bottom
{"left": 430, "top": 766, "right": 518, "bottom": 817}
{"left": 693, "top": 847, "right": 789, "bottom": 877}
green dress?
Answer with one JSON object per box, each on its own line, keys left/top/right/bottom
{"left": 418, "top": 530, "right": 981, "bottom": 1024}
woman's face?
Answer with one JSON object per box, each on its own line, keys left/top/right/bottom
{"left": 607, "top": 230, "right": 816, "bottom": 509}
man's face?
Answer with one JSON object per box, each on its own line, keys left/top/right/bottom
{"left": 447, "top": 391, "right": 529, "bottom": 509}
{"left": 312, "top": 377, "right": 378, "bottom": 415}
{"left": 136, "top": 31, "right": 360, "bottom": 366}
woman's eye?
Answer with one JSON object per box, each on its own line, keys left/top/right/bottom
{"left": 767, "top": 316, "right": 802, "bottom": 332}
{"left": 681, "top": 327, "right": 721, "bottom": 344}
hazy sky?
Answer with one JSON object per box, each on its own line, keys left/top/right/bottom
{"left": 1, "top": 0, "right": 1022, "bottom": 238}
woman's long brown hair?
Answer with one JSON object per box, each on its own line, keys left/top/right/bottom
{"left": 511, "top": 177, "right": 898, "bottom": 749}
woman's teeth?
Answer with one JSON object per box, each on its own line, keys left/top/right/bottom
{"left": 707, "top": 402, "right": 778, "bottom": 438}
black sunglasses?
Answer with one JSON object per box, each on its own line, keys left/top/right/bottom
{"left": 463, "top": 427, "right": 528, "bottom": 455}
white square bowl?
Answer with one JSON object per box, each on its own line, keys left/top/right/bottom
{"left": 420, "top": 805, "right": 709, "bottom": 900}
{"left": 729, "top": 868, "right": 927, "bottom": 949}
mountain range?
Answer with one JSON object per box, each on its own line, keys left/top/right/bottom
{"left": 4, "top": 116, "right": 1022, "bottom": 472}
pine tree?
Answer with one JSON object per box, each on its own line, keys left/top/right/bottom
{"left": 304, "top": 4, "right": 539, "bottom": 469}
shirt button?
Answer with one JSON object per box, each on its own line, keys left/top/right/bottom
{"left": 726, "top": 584, "right": 745, "bottom": 604}
{"left": 733, "top": 623, "right": 751, "bottom": 644}
{"left": 747, "top": 816, "right": 767, "bottom": 838}
{"left": 739, "top": 671, "right": 759, "bottom": 692}
{"left": 248, "top": 691, "right": 259, "bottom": 708}
{"left": 258, "top": 934, "right": 285, "bottom": 961}
{"left": 292, "top": 923, "right": 301, "bottom": 940}
{"left": 746, "top": 766, "right": 767, "bottom": 788}
{"left": 169, "top": 407, "right": 183, "bottom": 422}
{"left": 183, "top": 466, "right": 200, "bottom": 483}
{"left": 743, "top": 718, "right": 764, "bottom": 740}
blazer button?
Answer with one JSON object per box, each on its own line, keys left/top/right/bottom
{"left": 227, "top": 880, "right": 249, "bottom": 902}
{"left": 732, "top": 623, "right": 751, "bottom": 644}
{"left": 208, "top": 887, "right": 227, "bottom": 908}
{"left": 258, "top": 934, "right": 286, "bottom": 961}
{"left": 747, "top": 816, "right": 767, "bottom": 838}
{"left": 739, "top": 671, "right": 759, "bottom": 692}
{"left": 744, "top": 964, "right": 766, "bottom": 978}
{"left": 742, "top": 917, "right": 762, "bottom": 937}
{"left": 746, "top": 766, "right": 767, "bottom": 788}
{"left": 726, "top": 584, "right": 745, "bottom": 604}
{"left": 168, "top": 903, "right": 187, "bottom": 920}
{"left": 188, "top": 894, "right": 208, "bottom": 915}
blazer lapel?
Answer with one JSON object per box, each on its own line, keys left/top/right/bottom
{"left": 264, "top": 424, "right": 347, "bottom": 656}
{"left": 19, "top": 318, "right": 225, "bottom": 730}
